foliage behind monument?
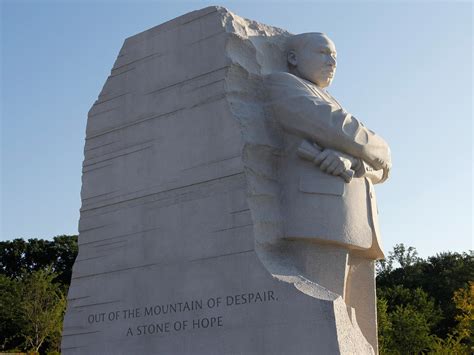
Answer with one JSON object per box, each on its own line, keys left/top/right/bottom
{"left": 1, "top": 237, "right": 471, "bottom": 354}
{"left": 376, "top": 244, "right": 473, "bottom": 354}
{"left": 0, "top": 236, "right": 77, "bottom": 353}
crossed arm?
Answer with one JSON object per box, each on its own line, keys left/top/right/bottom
{"left": 265, "top": 72, "right": 392, "bottom": 183}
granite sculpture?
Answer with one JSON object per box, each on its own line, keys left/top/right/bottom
{"left": 264, "top": 32, "right": 391, "bottom": 350}
{"left": 62, "top": 7, "right": 391, "bottom": 354}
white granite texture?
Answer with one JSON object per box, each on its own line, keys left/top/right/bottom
{"left": 62, "top": 6, "right": 385, "bottom": 354}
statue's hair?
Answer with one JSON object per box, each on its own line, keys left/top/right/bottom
{"left": 286, "top": 32, "right": 328, "bottom": 53}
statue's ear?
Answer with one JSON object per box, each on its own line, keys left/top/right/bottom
{"left": 287, "top": 50, "right": 297, "bottom": 67}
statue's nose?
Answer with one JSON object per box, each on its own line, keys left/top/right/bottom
{"left": 327, "top": 56, "right": 336, "bottom": 67}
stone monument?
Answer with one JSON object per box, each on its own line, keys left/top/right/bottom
{"left": 62, "top": 6, "right": 391, "bottom": 354}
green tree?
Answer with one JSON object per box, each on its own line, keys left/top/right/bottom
{"left": 390, "top": 304, "right": 434, "bottom": 354}
{"left": 0, "top": 235, "right": 78, "bottom": 287}
{"left": 377, "top": 245, "right": 473, "bottom": 353}
{"left": 0, "top": 236, "right": 77, "bottom": 353}
{"left": 453, "top": 281, "right": 473, "bottom": 344}
{"left": 378, "top": 285, "right": 443, "bottom": 330}
{"left": 377, "top": 285, "right": 442, "bottom": 354}
{"left": 0, "top": 274, "right": 22, "bottom": 351}
{"left": 377, "top": 246, "right": 473, "bottom": 338}
{"left": 17, "top": 268, "right": 66, "bottom": 353}
{"left": 377, "top": 244, "right": 421, "bottom": 275}
{"left": 422, "top": 252, "right": 474, "bottom": 337}
{"left": 427, "top": 283, "right": 473, "bottom": 354}
{"left": 377, "top": 297, "right": 392, "bottom": 354}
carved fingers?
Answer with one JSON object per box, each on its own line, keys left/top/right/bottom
{"left": 326, "top": 159, "right": 341, "bottom": 175}
{"left": 314, "top": 149, "right": 352, "bottom": 176}
{"left": 365, "top": 145, "right": 392, "bottom": 173}
{"left": 313, "top": 149, "right": 330, "bottom": 166}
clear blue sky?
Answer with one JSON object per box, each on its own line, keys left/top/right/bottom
{"left": 1, "top": 1, "right": 472, "bottom": 258}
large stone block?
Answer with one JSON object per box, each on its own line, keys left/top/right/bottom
{"left": 63, "top": 6, "right": 375, "bottom": 354}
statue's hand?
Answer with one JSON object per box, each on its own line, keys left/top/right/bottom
{"left": 370, "top": 157, "right": 391, "bottom": 183}
{"left": 313, "top": 149, "right": 352, "bottom": 176}
{"left": 370, "top": 157, "right": 391, "bottom": 172}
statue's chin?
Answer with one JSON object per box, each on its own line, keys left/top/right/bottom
{"left": 319, "top": 78, "right": 333, "bottom": 88}
{"left": 294, "top": 71, "right": 332, "bottom": 88}
{"left": 310, "top": 76, "right": 332, "bottom": 88}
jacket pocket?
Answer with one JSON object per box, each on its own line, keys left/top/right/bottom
{"left": 299, "top": 175, "right": 345, "bottom": 196}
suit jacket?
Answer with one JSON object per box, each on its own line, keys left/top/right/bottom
{"left": 265, "top": 72, "right": 391, "bottom": 259}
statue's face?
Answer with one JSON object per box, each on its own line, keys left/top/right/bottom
{"left": 288, "top": 35, "right": 337, "bottom": 88}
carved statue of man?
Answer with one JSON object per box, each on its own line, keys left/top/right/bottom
{"left": 265, "top": 32, "right": 392, "bottom": 348}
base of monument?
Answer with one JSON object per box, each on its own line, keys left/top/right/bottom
{"left": 63, "top": 250, "right": 374, "bottom": 354}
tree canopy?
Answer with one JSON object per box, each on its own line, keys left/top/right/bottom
{"left": 377, "top": 244, "right": 473, "bottom": 354}
{"left": 0, "top": 237, "right": 472, "bottom": 354}
{"left": 0, "top": 235, "right": 77, "bottom": 287}
{"left": 0, "top": 236, "right": 77, "bottom": 353}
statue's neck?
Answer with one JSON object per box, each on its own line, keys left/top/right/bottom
{"left": 288, "top": 67, "right": 324, "bottom": 90}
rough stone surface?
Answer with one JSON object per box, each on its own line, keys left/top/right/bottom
{"left": 63, "top": 6, "right": 377, "bottom": 354}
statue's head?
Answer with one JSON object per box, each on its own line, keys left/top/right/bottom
{"left": 286, "top": 32, "right": 337, "bottom": 88}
